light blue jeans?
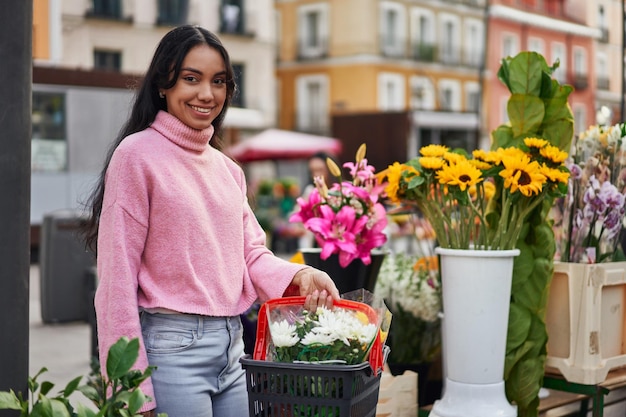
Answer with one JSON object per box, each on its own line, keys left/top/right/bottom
{"left": 140, "top": 312, "right": 248, "bottom": 417}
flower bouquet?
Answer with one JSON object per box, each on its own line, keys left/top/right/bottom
{"left": 555, "top": 123, "right": 626, "bottom": 263}
{"left": 289, "top": 144, "right": 388, "bottom": 267}
{"left": 378, "top": 139, "right": 569, "bottom": 251}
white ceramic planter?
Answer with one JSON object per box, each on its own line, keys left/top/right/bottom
{"left": 430, "top": 247, "right": 519, "bottom": 417}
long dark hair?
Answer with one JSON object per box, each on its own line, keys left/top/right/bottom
{"left": 81, "top": 25, "right": 236, "bottom": 253}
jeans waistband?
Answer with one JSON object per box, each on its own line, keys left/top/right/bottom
{"left": 140, "top": 311, "right": 242, "bottom": 336}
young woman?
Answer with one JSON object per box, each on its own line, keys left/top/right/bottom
{"left": 81, "top": 25, "right": 339, "bottom": 417}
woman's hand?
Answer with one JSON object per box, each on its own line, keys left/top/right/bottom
{"left": 291, "top": 267, "right": 340, "bottom": 310}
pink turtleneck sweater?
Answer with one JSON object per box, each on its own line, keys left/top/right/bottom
{"left": 95, "top": 111, "right": 305, "bottom": 411}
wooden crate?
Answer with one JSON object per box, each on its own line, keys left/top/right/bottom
{"left": 376, "top": 370, "right": 418, "bottom": 417}
{"left": 545, "top": 262, "right": 626, "bottom": 384}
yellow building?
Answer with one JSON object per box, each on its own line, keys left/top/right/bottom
{"left": 275, "top": 0, "right": 486, "bottom": 164}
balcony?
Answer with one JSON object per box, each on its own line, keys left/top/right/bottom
{"left": 597, "top": 76, "right": 610, "bottom": 90}
{"left": 569, "top": 73, "right": 588, "bottom": 91}
{"left": 297, "top": 38, "right": 329, "bottom": 60}
{"left": 412, "top": 43, "right": 436, "bottom": 62}
{"left": 380, "top": 36, "right": 408, "bottom": 59}
{"left": 599, "top": 27, "right": 609, "bottom": 43}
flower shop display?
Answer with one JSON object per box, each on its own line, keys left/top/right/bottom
{"left": 377, "top": 51, "right": 573, "bottom": 417}
{"left": 545, "top": 124, "right": 626, "bottom": 384}
{"left": 375, "top": 251, "right": 442, "bottom": 405}
{"left": 239, "top": 294, "right": 391, "bottom": 417}
{"left": 556, "top": 123, "right": 626, "bottom": 263}
{"left": 290, "top": 144, "right": 389, "bottom": 292}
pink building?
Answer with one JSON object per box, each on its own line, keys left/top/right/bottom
{"left": 484, "top": 0, "right": 600, "bottom": 146}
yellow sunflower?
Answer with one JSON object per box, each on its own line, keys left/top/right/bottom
{"left": 436, "top": 159, "right": 483, "bottom": 191}
{"left": 469, "top": 159, "right": 492, "bottom": 170}
{"left": 540, "top": 145, "right": 569, "bottom": 165}
{"left": 419, "top": 144, "right": 449, "bottom": 157}
{"left": 499, "top": 154, "right": 546, "bottom": 196}
{"left": 380, "top": 162, "right": 417, "bottom": 202}
{"left": 419, "top": 156, "right": 445, "bottom": 170}
{"left": 524, "top": 137, "right": 549, "bottom": 150}
{"left": 540, "top": 164, "right": 570, "bottom": 185}
{"left": 443, "top": 152, "right": 466, "bottom": 164}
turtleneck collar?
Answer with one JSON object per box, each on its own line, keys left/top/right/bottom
{"left": 151, "top": 110, "right": 215, "bottom": 152}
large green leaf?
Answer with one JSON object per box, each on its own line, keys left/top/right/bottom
{"left": 106, "top": 337, "right": 140, "bottom": 381}
{"left": 541, "top": 119, "right": 574, "bottom": 151}
{"left": 508, "top": 52, "right": 545, "bottom": 95}
{"left": 506, "top": 303, "right": 531, "bottom": 352}
{"left": 508, "top": 95, "right": 544, "bottom": 137}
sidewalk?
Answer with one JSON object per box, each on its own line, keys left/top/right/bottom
{"left": 29, "top": 264, "right": 92, "bottom": 395}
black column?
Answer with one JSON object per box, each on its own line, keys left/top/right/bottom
{"left": 0, "top": 1, "right": 32, "bottom": 414}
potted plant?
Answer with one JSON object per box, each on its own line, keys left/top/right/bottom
{"left": 0, "top": 337, "right": 166, "bottom": 417}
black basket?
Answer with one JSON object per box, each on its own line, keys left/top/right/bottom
{"left": 240, "top": 356, "right": 382, "bottom": 417}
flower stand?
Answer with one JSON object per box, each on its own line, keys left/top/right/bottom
{"left": 429, "top": 248, "right": 519, "bottom": 417}
{"left": 545, "top": 261, "right": 626, "bottom": 384}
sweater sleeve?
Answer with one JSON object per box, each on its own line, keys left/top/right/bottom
{"left": 230, "top": 162, "right": 306, "bottom": 301}
{"left": 94, "top": 149, "right": 156, "bottom": 411}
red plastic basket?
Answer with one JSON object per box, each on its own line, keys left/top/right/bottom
{"left": 252, "top": 296, "right": 384, "bottom": 373}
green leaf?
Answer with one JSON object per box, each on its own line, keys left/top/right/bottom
{"left": 508, "top": 94, "right": 544, "bottom": 137}
{"left": 106, "top": 337, "right": 140, "bottom": 380}
{"left": 0, "top": 391, "right": 22, "bottom": 410}
{"left": 62, "top": 375, "right": 83, "bottom": 397}
{"left": 491, "top": 125, "right": 514, "bottom": 150}
{"left": 126, "top": 389, "right": 147, "bottom": 415}
{"left": 40, "top": 381, "right": 54, "bottom": 397}
{"left": 76, "top": 403, "right": 98, "bottom": 417}
{"left": 508, "top": 52, "right": 545, "bottom": 95}
{"left": 497, "top": 57, "right": 512, "bottom": 91}
{"left": 541, "top": 119, "right": 574, "bottom": 152}
{"left": 77, "top": 385, "right": 101, "bottom": 403}
{"left": 506, "top": 303, "right": 531, "bottom": 351}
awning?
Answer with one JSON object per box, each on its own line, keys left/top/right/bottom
{"left": 226, "top": 129, "right": 343, "bottom": 163}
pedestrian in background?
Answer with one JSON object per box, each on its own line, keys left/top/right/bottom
{"left": 81, "top": 25, "right": 339, "bottom": 417}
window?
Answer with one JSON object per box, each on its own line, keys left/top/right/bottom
{"left": 380, "top": 1, "right": 406, "bottom": 58}
{"left": 92, "top": 0, "right": 122, "bottom": 18}
{"left": 528, "top": 37, "right": 545, "bottom": 55}
{"left": 573, "top": 48, "right": 587, "bottom": 76}
{"left": 230, "top": 64, "right": 245, "bottom": 108}
{"left": 410, "top": 8, "right": 435, "bottom": 61}
{"left": 573, "top": 104, "right": 586, "bottom": 135}
{"left": 439, "top": 14, "right": 460, "bottom": 64}
{"left": 32, "top": 91, "right": 67, "bottom": 172}
{"left": 551, "top": 42, "right": 566, "bottom": 83}
{"left": 439, "top": 79, "right": 461, "bottom": 112}
{"left": 298, "top": 3, "right": 329, "bottom": 59}
{"left": 158, "top": 0, "right": 189, "bottom": 26}
{"left": 94, "top": 50, "right": 121, "bottom": 71}
{"left": 378, "top": 72, "right": 405, "bottom": 111}
{"left": 465, "top": 82, "right": 480, "bottom": 113}
{"left": 296, "top": 75, "right": 329, "bottom": 132}
{"left": 464, "top": 19, "right": 483, "bottom": 67}
{"left": 502, "top": 33, "right": 519, "bottom": 58}
{"left": 410, "top": 76, "right": 435, "bottom": 110}
{"left": 597, "top": 53, "right": 609, "bottom": 89}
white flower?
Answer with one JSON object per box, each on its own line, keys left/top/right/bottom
{"left": 269, "top": 319, "right": 299, "bottom": 347}
{"left": 301, "top": 330, "right": 336, "bottom": 346}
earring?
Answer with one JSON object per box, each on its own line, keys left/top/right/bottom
{"left": 159, "top": 91, "right": 165, "bottom": 98}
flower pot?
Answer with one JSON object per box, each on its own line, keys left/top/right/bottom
{"left": 430, "top": 247, "right": 519, "bottom": 417}
{"left": 545, "top": 261, "right": 626, "bottom": 384}
{"left": 300, "top": 248, "right": 387, "bottom": 295}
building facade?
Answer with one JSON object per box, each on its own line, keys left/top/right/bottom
{"left": 275, "top": 0, "right": 487, "bottom": 168}
{"left": 31, "top": 0, "right": 277, "bottom": 231}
